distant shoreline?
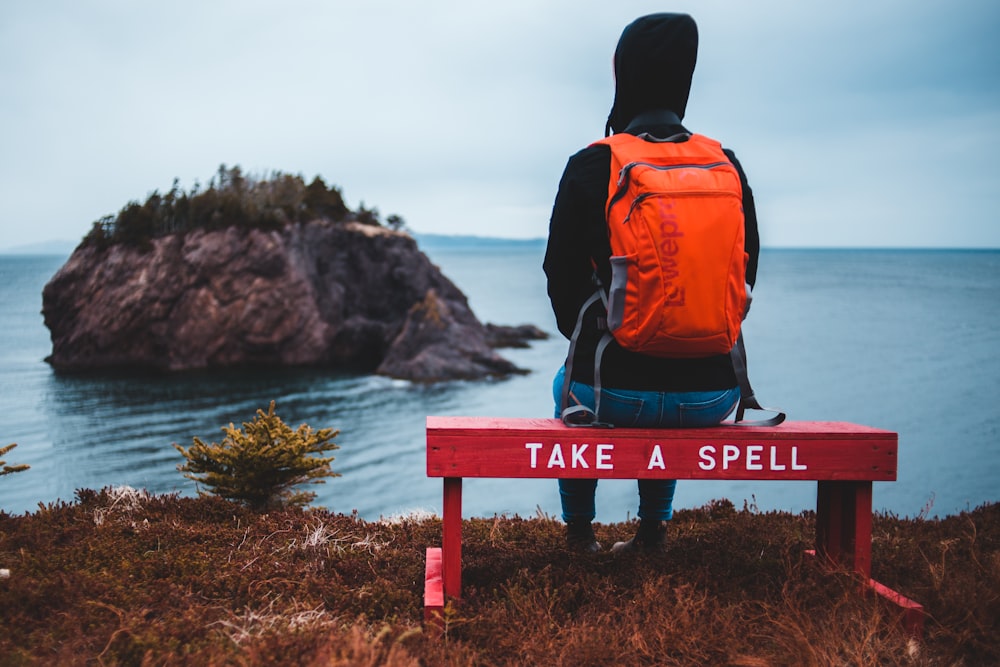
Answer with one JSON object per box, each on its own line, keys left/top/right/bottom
{"left": 2, "top": 235, "right": 999, "bottom": 256}
{"left": 0, "top": 240, "right": 78, "bottom": 256}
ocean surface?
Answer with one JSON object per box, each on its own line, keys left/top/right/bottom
{"left": 1, "top": 241, "right": 998, "bottom": 522}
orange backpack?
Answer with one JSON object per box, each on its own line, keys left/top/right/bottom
{"left": 559, "top": 132, "right": 784, "bottom": 427}
{"left": 598, "top": 132, "right": 747, "bottom": 357}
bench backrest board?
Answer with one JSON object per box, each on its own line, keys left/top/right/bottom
{"left": 427, "top": 417, "right": 897, "bottom": 482}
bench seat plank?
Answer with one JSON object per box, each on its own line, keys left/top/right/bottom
{"left": 427, "top": 417, "right": 897, "bottom": 481}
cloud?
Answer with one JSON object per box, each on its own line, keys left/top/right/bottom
{"left": 1, "top": 0, "right": 998, "bottom": 249}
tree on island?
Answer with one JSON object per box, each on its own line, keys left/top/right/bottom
{"left": 83, "top": 165, "right": 405, "bottom": 250}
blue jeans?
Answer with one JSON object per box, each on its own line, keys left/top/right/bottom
{"left": 553, "top": 366, "right": 740, "bottom": 523}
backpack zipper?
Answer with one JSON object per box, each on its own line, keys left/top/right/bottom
{"left": 609, "top": 161, "right": 732, "bottom": 214}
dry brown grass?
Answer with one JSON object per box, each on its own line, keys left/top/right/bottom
{"left": 0, "top": 489, "right": 996, "bottom": 665}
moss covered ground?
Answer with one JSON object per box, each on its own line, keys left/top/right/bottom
{"left": 1, "top": 489, "right": 997, "bottom": 665}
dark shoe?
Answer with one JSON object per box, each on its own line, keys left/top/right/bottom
{"left": 565, "top": 519, "right": 601, "bottom": 553}
{"left": 611, "top": 519, "right": 668, "bottom": 554}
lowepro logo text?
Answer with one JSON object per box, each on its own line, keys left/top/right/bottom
{"left": 657, "top": 200, "right": 685, "bottom": 306}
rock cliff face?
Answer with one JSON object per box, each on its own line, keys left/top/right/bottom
{"left": 42, "top": 221, "right": 546, "bottom": 381}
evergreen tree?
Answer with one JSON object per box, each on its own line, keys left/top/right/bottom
{"left": 175, "top": 402, "right": 339, "bottom": 511}
{"left": 83, "top": 166, "right": 369, "bottom": 250}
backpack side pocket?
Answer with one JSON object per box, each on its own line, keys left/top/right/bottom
{"left": 607, "top": 255, "right": 630, "bottom": 333}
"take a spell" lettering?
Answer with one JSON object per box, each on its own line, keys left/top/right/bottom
{"left": 523, "top": 442, "right": 808, "bottom": 472}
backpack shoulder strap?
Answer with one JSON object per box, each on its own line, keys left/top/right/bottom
{"left": 559, "top": 290, "right": 614, "bottom": 428}
{"left": 729, "top": 332, "right": 786, "bottom": 426}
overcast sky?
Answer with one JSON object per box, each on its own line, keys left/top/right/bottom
{"left": 2, "top": 0, "right": 998, "bottom": 250}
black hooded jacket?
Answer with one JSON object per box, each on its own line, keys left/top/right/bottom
{"left": 543, "top": 13, "right": 761, "bottom": 392}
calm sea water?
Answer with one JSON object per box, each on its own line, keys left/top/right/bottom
{"left": 1, "top": 243, "right": 998, "bottom": 521}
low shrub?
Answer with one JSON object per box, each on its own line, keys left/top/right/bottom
{"left": 174, "top": 402, "right": 339, "bottom": 511}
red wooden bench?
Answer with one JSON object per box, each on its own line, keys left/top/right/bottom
{"left": 423, "top": 416, "right": 924, "bottom": 636}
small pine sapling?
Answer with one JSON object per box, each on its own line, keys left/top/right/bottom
{"left": 175, "top": 402, "right": 339, "bottom": 510}
{"left": 1, "top": 443, "right": 29, "bottom": 477}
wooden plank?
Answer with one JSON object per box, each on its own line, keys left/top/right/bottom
{"left": 868, "top": 579, "right": 926, "bottom": 638}
{"left": 816, "top": 482, "right": 842, "bottom": 566}
{"left": 815, "top": 481, "right": 873, "bottom": 577}
{"left": 442, "top": 478, "right": 463, "bottom": 600}
{"left": 428, "top": 416, "right": 894, "bottom": 437}
{"left": 805, "top": 549, "right": 926, "bottom": 639}
{"left": 852, "top": 482, "right": 874, "bottom": 578}
{"left": 423, "top": 547, "right": 444, "bottom": 628}
{"left": 427, "top": 418, "right": 896, "bottom": 481}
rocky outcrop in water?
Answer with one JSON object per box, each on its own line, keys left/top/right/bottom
{"left": 41, "top": 220, "right": 546, "bottom": 381}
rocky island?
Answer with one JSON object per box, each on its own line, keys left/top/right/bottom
{"left": 41, "top": 167, "right": 546, "bottom": 381}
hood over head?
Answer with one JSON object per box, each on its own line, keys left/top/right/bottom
{"left": 606, "top": 13, "right": 699, "bottom": 136}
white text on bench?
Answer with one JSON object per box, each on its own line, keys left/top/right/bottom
{"left": 525, "top": 442, "right": 614, "bottom": 470}
{"left": 695, "top": 444, "right": 807, "bottom": 471}
{"left": 523, "top": 442, "right": 806, "bottom": 472}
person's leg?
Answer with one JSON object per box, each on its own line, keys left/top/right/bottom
{"left": 619, "top": 387, "right": 741, "bottom": 553}
{"left": 558, "top": 383, "right": 670, "bottom": 554}
{"left": 635, "top": 387, "right": 740, "bottom": 519}
{"left": 637, "top": 479, "right": 678, "bottom": 521}
{"left": 558, "top": 479, "right": 598, "bottom": 523}
{"left": 553, "top": 368, "right": 740, "bottom": 552}
{"left": 553, "top": 367, "right": 600, "bottom": 551}
{"left": 565, "top": 380, "right": 661, "bottom": 520}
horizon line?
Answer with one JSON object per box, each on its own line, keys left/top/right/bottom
{"left": 2, "top": 234, "right": 998, "bottom": 255}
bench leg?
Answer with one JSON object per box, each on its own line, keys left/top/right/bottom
{"left": 814, "top": 481, "right": 926, "bottom": 639}
{"left": 442, "top": 477, "right": 463, "bottom": 600}
{"left": 816, "top": 480, "right": 872, "bottom": 578}
{"left": 423, "top": 547, "right": 444, "bottom": 631}
{"left": 424, "top": 477, "right": 464, "bottom": 630}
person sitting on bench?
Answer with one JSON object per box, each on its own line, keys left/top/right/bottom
{"left": 543, "top": 13, "right": 763, "bottom": 554}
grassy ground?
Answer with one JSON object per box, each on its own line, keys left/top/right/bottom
{"left": 0, "top": 488, "right": 997, "bottom": 665}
